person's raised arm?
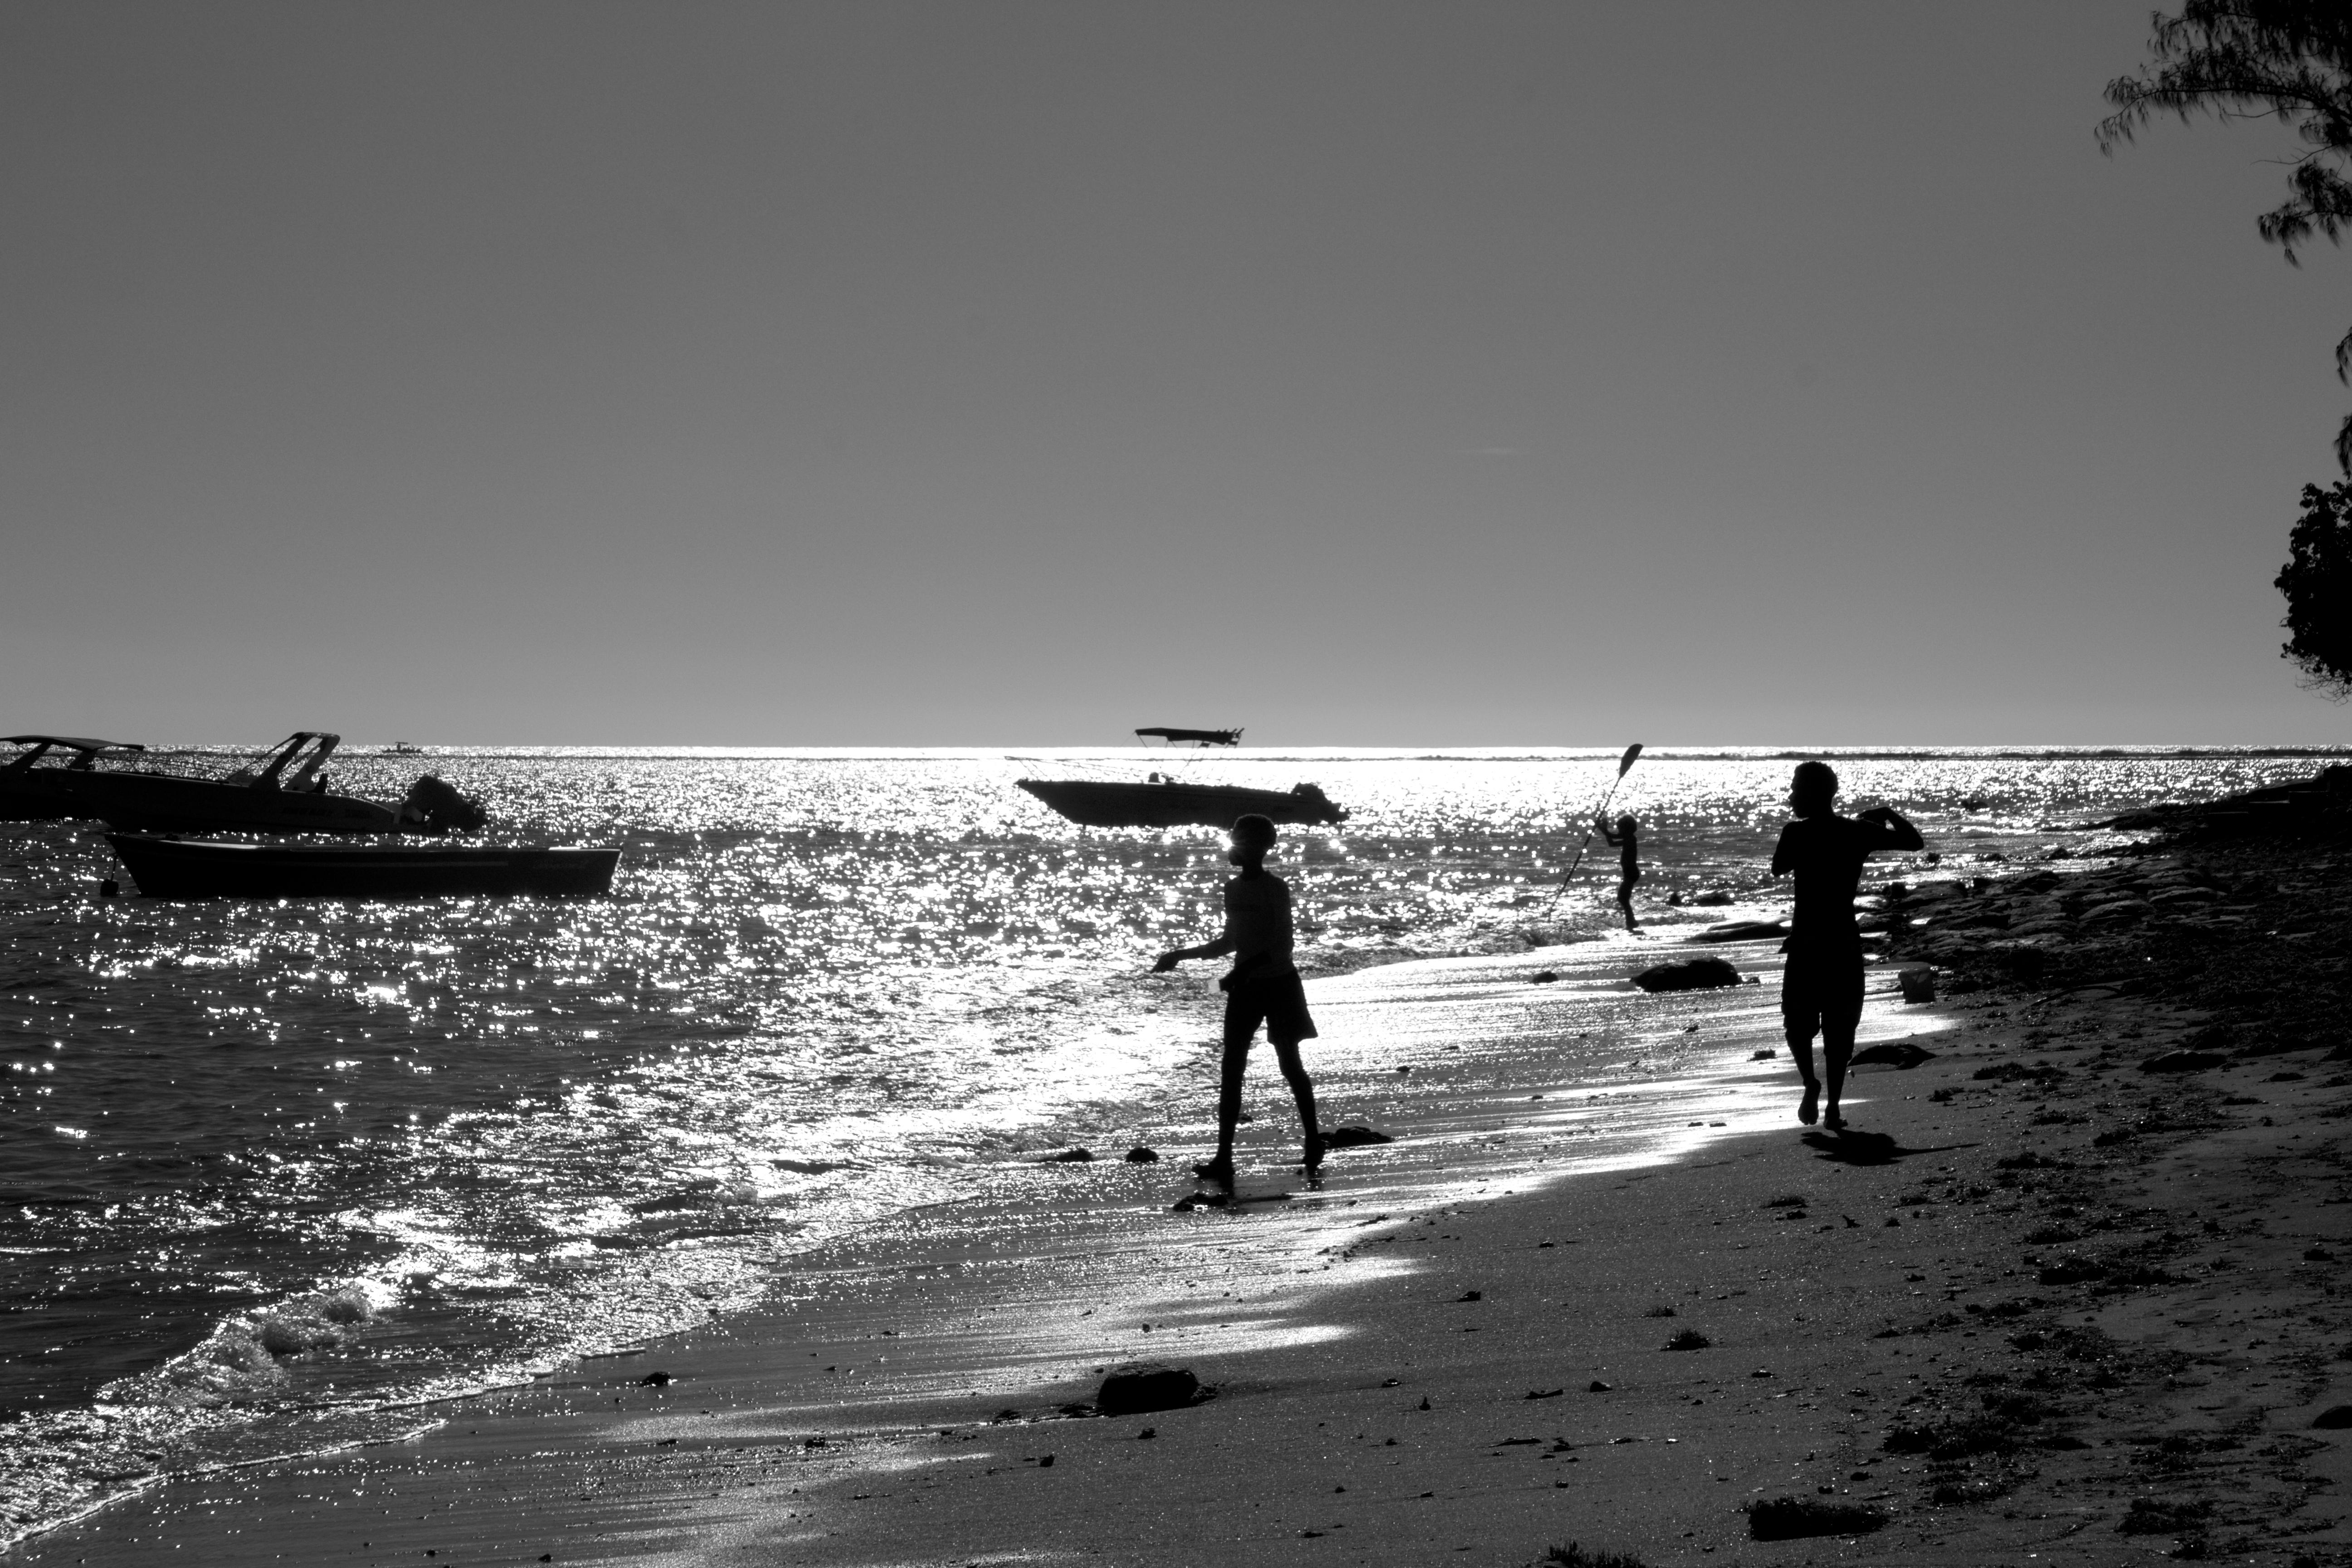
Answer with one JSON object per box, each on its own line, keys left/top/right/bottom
{"left": 1858, "top": 805, "right": 1924, "bottom": 852}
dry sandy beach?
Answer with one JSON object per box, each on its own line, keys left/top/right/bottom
{"left": 16, "top": 806, "right": 2352, "bottom": 1568}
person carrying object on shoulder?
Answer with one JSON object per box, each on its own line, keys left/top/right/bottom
{"left": 1152, "top": 813, "right": 1320, "bottom": 1188}
{"left": 1769, "top": 760, "right": 1921, "bottom": 1131}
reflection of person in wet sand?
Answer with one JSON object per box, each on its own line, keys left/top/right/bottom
{"left": 1769, "top": 761, "right": 1922, "bottom": 1130}
{"left": 1152, "top": 813, "right": 1320, "bottom": 1187}
{"left": 1597, "top": 813, "right": 1641, "bottom": 930}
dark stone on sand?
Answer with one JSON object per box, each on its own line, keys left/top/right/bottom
{"left": 1096, "top": 1362, "right": 1200, "bottom": 1417}
{"left": 1632, "top": 957, "right": 1742, "bottom": 993}
{"left": 1745, "top": 1497, "right": 1886, "bottom": 1541}
{"left": 2141, "top": 1050, "right": 2228, "bottom": 1074}
{"left": 1895, "top": 966, "right": 1936, "bottom": 1004}
{"left": 1849, "top": 1042, "right": 1935, "bottom": 1069}
{"left": 1689, "top": 920, "right": 1788, "bottom": 944}
{"left": 1588, "top": 1380, "right": 1612, "bottom": 1392}
{"left": 2313, "top": 1405, "right": 2352, "bottom": 1429}
{"left": 1124, "top": 1146, "right": 1159, "bottom": 1164}
{"left": 1690, "top": 889, "right": 1735, "bottom": 906}
{"left": 1531, "top": 970, "right": 1559, "bottom": 984}
{"left": 2038, "top": 1257, "right": 2107, "bottom": 1285}
{"left": 1323, "top": 1126, "right": 1393, "bottom": 1149}
{"left": 1040, "top": 1148, "right": 1095, "bottom": 1163}
{"left": 637, "top": 1370, "right": 671, "bottom": 1387}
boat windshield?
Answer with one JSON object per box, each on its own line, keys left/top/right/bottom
{"left": 0, "top": 736, "right": 144, "bottom": 773}
{"left": 223, "top": 733, "right": 343, "bottom": 790}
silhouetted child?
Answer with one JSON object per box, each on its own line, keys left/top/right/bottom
{"left": 1769, "top": 761, "right": 1922, "bottom": 1131}
{"left": 1153, "top": 813, "right": 1320, "bottom": 1186}
{"left": 1597, "top": 812, "right": 1641, "bottom": 930}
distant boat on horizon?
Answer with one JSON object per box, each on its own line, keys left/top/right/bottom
{"left": 1015, "top": 727, "right": 1349, "bottom": 829}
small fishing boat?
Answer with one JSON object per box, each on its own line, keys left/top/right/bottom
{"left": 9, "top": 732, "right": 485, "bottom": 834}
{"left": 1015, "top": 727, "right": 1349, "bottom": 829}
{"left": 107, "top": 835, "right": 620, "bottom": 899}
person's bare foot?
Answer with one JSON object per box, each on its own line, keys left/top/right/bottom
{"left": 1302, "top": 1129, "right": 1325, "bottom": 1174}
{"left": 1823, "top": 1106, "right": 1845, "bottom": 1131}
{"left": 1798, "top": 1083, "right": 1820, "bottom": 1126}
{"left": 1191, "top": 1156, "right": 1235, "bottom": 1188}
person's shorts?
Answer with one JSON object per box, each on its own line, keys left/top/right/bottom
{"left": 1223, "top": 970, "right": 1318, "bottom": 1049}
{"left": 1780, "top": 949, "right": 1864, "bottom": 1041}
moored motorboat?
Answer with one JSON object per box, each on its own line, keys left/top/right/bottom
{"left": 11, "top": 732, "right": 484, "bottom": 835}
{"left": 106, "top": 834, "right": 620, "bottom": 899}
{"left": 1015, "top": 726, "right": 1348, "bottom": 829}
{"left": 1015, "top": 776, "right": 1347, "bottom": 828}
{"left": 0, "top": 735, "right": 148, "bottom": 821}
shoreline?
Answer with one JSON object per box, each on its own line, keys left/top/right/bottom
{"left": 9, "top": 934, "right": 1836, "bottom": 1563}
{"left": 11, "top": 931, "right": 1948, "bottom": 1565}
{"left": 16, "top": 784, "right": 2352, "bottom": 1566}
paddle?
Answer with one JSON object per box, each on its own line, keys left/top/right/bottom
{"left": 1531, "top": 743, "right": 1644, "bottom": 937}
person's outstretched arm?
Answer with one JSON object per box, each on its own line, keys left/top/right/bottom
{"left": 1153, "top": 932, "right": 1233, "bottom": 972}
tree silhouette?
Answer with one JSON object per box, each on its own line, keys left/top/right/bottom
{"left": 2100, "top": 3, "right": 2352, "bottom": 470}
{"left": 2277, "top": 480, "right": 2352, "bottom": 697}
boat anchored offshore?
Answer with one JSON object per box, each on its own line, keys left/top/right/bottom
{"left": 2, "top": 732, "right": 485, "bottom": 835}
{"left": 0, "top": 735, "right": 149, "bottom": 821}
{"left": 106, "top": 835, "right": 619, "bottom": 899}
{"left": 1015, "top": 727, "right": 1349, "bottom": 829}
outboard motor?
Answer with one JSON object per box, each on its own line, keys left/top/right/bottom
{"left": 398, "top": 775, "right": 487, "bottom": 833}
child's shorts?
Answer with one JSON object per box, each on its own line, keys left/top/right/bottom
{"left": 1223, "top": 971, "right": 1318, "bottom": 1049}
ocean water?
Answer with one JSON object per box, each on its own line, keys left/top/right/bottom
{"left": 0, "top": 744, "right": 2335, "bottom": 1540}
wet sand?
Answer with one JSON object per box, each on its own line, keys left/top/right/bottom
{"left": 17, "top": 880, "right": 2352, "bottom": 1565}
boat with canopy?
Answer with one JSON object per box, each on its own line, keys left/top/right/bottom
{"left": 1015, "top": 728, "right": 1348, "bottom": 829}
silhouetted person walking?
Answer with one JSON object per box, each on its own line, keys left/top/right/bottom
{"left": 1769, "top": 761, "right": 1921, "bottom": 1130}
{"left": 1153, "top": 813, "right": 1320, "bottom": 1186}
{"left": 1597, "top": 812, "right": 1641, "bottom": 930}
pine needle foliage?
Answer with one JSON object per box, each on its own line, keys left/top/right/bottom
{"left": 2099, "top": 3, "right": 2352, "bottom": 469}
{"left": 2278, "top": 479, "right": 2352, "bottom": 696}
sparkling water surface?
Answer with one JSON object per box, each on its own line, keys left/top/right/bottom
{"left": 0, "top": 744, "right": 2333, "bottom": 1538}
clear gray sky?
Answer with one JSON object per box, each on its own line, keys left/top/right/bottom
{"left": 2, "top": 1, "right": 2345, "bottom": 746}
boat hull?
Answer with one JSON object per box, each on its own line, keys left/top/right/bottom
{"left": 1015, "top": 778, "right": 1347, "bottom": 829}
{"left": 54, "top": 774, "right": 404, "bottom": 834}
{"left": 0, "top": 775, "right": 81, "bottom": 821}
{"left": 107, "top": 835, "right": 619, "bottom": 899}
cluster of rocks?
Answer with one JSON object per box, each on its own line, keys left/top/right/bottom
{"left": 2104, "top": 763, "right": 2352, "bottom": 837}
{"left": 1879, "top": 764, "right": 2352, "bottom": 1059}
{"left": 1878, "top": 857, "right": 2254, "bottom": 984}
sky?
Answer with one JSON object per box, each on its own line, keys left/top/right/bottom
{"left": 2, "top": 1, "right": 2347, "bottom": 748}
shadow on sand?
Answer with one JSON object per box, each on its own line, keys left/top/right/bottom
{"left": 1799, "top": 1129, "right": 1976, "bottom": 1167}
